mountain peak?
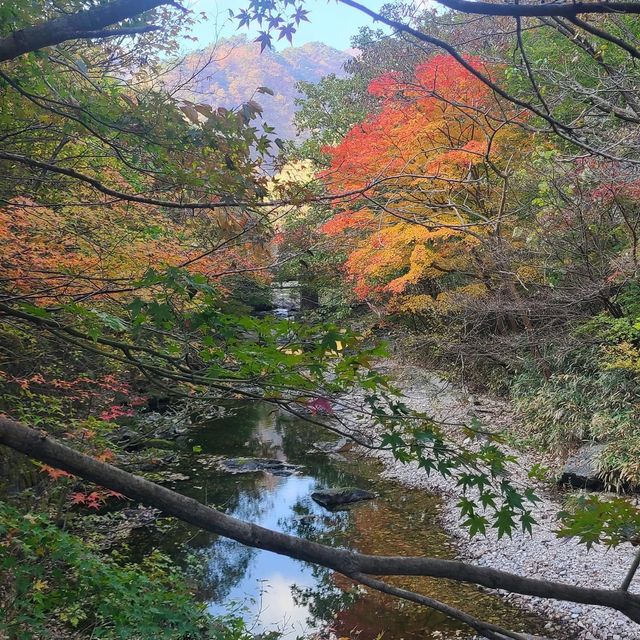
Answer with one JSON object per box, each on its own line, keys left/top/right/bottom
{"left": 170, "top": 38, "right": 350, "bottom": 139}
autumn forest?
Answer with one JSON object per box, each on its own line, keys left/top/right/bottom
{"left": 3, "top": 1, "right": 640, "bottom": 639}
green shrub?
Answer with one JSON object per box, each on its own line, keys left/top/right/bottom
{"left": 0, "top": 501, "right": 250, "bottom": 640}
{"left": 511, "top": 344, "right": 640, "bottom": 487}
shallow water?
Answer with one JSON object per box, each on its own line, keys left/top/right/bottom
{"left": 133, "top": 403, "right": 550, "bottom": 639}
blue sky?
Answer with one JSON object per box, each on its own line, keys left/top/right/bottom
{"left": 186, "top": 0, "right": 390, "bottom": 51}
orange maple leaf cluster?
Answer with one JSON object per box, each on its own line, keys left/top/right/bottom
{"left": 319, "top": 54, "right": 525, "bottom": 312}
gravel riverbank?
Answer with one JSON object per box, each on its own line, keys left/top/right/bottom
{"left": 355, "top": 362, "right": 640, "bottom": 640}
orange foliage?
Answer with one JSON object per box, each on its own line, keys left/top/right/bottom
{"left": 320, "top": 54, "right": 525, "bottom": 312}
{"left": 322, "top": 55, "right": 502, "bottom": 193}
{"left": 320, "top": 209, "right": 374, "bottom": 236}
{"left": 0, "top": 196, "right": 264, "bottom": 304}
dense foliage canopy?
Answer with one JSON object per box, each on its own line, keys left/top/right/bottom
{"left": 4, "top": 0, "right": 640, "bottom": 638}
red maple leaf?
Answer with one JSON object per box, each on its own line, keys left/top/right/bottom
{"left": 86, "top": 491, "right": 104, "bottom": 510}
{"left": 70, "top": 492, "right": 87, "bottom": 505}
{"left": 39, "top": 464, "right": 73, "bottom": 480}
{"left": 307, "top": 397, "right": 334, "bottom": 415}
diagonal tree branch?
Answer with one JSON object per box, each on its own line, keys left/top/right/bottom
{"left": 433, "top": 0, "right": 640, "bottom": 17}
{"left": 78, "top": 25, "right": 163, "bottom": 38}
{"left": 0, "top": 149, "right": 431, "bottom": 210}
{"left": 566, "top": 14, "right": 640, "bottom": 59}
{"left": 0, "top": 0, "right": 171, "bottom": 63}
{"left": 622, "top": 549, "right": 640, "bottom": 591}
{"left": 1, "top": 417, "right": 639, "bottom": 627}
{"left": 351, "top": 573, "right": 550, "bottom": 640}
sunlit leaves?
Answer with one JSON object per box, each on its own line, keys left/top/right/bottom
{"left": 373, "top": 407, "right": 540, "bottom": 537}
{"left": 233, "top": 0, "right": 311, "bottom": 49}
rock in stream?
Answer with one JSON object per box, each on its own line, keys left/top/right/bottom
{"left": 311, "top": 487, "right": 376, "bottom": 509}
{"left": 217, "top": 457, "right": 303, "bottom": 477}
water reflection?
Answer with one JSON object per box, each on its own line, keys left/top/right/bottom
{"left": 202, "top": 475, "right": 327, "bottom": 636}
{"left": 188, "top": 408, "right": 350, "bottom": 637}
{"left": 135, "top": 403, "right": 553, "bottom": 640}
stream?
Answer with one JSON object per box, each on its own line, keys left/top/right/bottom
{"left": 130, "top": 402, "right": 550, "bottom": 640}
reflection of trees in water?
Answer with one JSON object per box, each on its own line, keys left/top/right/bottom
{"left": 193, "top": 537, "right": 256, "bottom": 602}
{"left": 125, "top": 400, "right": 367, "bottom": 615}
{"left": 196, "top": 402, "right": 268, "bottom": 454}
{"left": 281, "top": 497, "right": 358, "bottom": 630}
{"left": 124, "top": 400, "right": 549, "bottom": 639}
{"left": 292, "top": 566, "right": 359, "bottom": 630}
{"left": 195, "top": 401, "right": 367, "bottom": 489}
{"left": 278, "top": 416, "right": 367, "bottom": 488}
{"left": 276, "top": 492, "right": 469, "bottom": 640}
{"left": 193, "top": 477, "right": 285, "bottom": 600}
{"left": 279, "top": 496, "right": 349, "bottom": 547}
{"left": 188, "top": 486, "right": 282, "bottom": 601}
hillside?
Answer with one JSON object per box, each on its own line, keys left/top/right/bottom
{"left": 168, "top": 36, "right": 350, "bottom": 139}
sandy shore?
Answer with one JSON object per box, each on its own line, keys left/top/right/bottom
{"left": 353, "top": 361, "right": 640, "bottom": 640}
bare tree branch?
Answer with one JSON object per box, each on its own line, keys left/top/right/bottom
{"left": 434, "top": 0, "right": 640, "bottom": 18}
{"left": 78, "top": 25, "right": 163, "bottom": 39}
{"left": 351, "top": 573, "right": 550, "bottom": 640}
{"left": 567, "top": 15, "right": 640, "bottom": 59}
{"left": 622, "top": 549, "right": 640, "bottom": 591}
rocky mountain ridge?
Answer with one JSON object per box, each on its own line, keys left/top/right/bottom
{"left": 169, "top": 36, "right": 350, "bottom": 139}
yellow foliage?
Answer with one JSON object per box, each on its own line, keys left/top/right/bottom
{"left": 601, "top": 342, "right": 640, "bottom": 374}
{"left": 516, "top": 265, "right": 544, "bottom": 284}
{"left": 433, "top": 283, "right": 489, "bottom": 313}
{"left": 391, "top": 294, "right": 436, "bottom": 314}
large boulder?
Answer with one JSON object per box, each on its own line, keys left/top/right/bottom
{"left": 559, "top": 444, "right": 607, "bottom": 489}
{"left": 311, "top": 487, "right": 376, "bottom": 509}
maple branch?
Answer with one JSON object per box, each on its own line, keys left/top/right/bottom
{"left": 0, "top": 303, "right": 393, "bottom": 448}
{"left": 2, "top": 417, "right": 640, "bottom": 631}
{"left": 0, "top": 70, "right": 173, "bottom": 179}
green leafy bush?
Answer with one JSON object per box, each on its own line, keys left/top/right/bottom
{"left": 0, "top": 501, "right": 250, "bottom": 640}
{"left": 511, "top": 341, "right": 640, "bottom": 487}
